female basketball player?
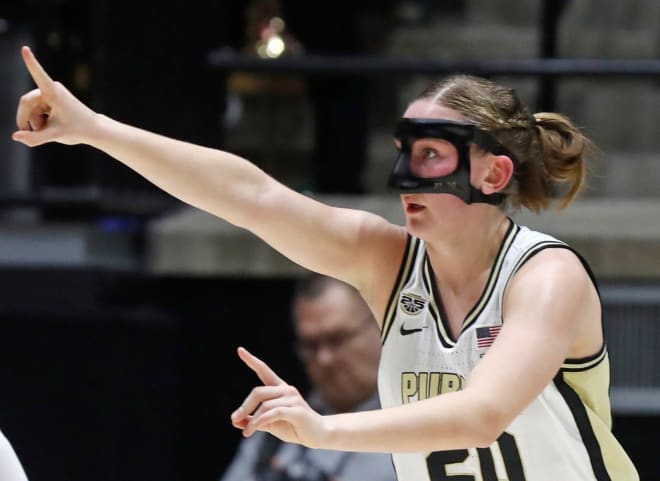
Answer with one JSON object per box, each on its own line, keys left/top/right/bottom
{"left": 13, "top": 46, "right": 637, "bottom": 480}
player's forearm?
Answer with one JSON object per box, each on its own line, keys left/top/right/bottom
{"left": 87, "top": 113, "right": 272, "bottom": 226}
{"left": 322, "top": 391, "right": 504, "bottom": 453}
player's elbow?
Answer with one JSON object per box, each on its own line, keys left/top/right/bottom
{"left": 468, "top": 400, "right": 513, "bottom": 448}
{"left": 231, "top": 176, "right": 279, "bottom": 229}
{"left": 467, "top": 422, "right": 502, "bottom": 448}
{"left": 473, "top": 425, "right": 504, "bottom": 448}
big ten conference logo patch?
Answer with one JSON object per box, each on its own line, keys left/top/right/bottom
{"left": 400, "top": 292, "right": 427, "bottom": 315}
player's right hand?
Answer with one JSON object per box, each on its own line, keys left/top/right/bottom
{"left": 232, "top": 347, "right": 329, "bottom": 449}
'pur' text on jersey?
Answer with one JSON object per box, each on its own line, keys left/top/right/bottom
{"left": 401, "top": 371, "right": 465, "bottom": 404}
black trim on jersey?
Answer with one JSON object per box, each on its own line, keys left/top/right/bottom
{"left": 500, "top": 240, "right": 567, "bottom": 324}
{"left": 508, "top": 242, "right": 607, "bottom": 367}
{"left": 553, "top": 373, "right": 613, "bottom": 481}
{"left": 562, "top": 344, "right": 608, "bottom": 372}
{"left": 423, "top": 265, "right": 456, "bottom": 348}
{"left": 512, "top": 243, "right": 601, "bottom": 298}
{"left": 508, "top": 240, "right": 563, "bottom": 279}
{"left": 381, "top": 235, "right": 417, "bottom": 345}
{"left": 571, "top": 246, "right": 601, "bottom": 298}
{"left": 424, "top": 251, "right": 459, "bottom": 343}
{"left": 461, "top": 220, "right": 518, "bottom": 332}
{"left": 423, "top": 219, "right": 519, "bottom": 345}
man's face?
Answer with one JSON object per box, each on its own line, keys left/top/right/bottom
{"left": 293, "top": 284, "right": 381, "bottom": 413}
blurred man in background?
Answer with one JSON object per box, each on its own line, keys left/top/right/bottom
{"left": 219, "top": 274, "right": 396, "bottom": 481}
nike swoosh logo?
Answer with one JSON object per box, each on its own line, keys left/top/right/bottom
{"left": 400, "top": 324, "right": 427, "bottom": 336}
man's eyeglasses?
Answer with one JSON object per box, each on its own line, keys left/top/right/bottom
{"left": 295, "top": 316, "right": 373, "bottom": 361}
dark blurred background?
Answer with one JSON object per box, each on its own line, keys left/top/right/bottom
{"left": 1, "top": 1, "right": 660, "bottom": 480}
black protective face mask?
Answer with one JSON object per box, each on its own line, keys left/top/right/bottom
{"left": 388, "top": 118, "right": 516, "bottom": 205}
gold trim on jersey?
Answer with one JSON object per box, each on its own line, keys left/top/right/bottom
{"left": 381, "top": 236, "right": 419, "bottom": 344}
{"left": 555, "top": 351, "right": 639, "bottom": 481}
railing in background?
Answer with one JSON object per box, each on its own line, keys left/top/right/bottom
{"left": 207, "top": 51, "right": 660, "bottom": 79}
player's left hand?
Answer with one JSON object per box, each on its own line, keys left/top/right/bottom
{"left": 231, "top": 347, "right": 328, "bottom": 448}
{"left": 13, "top": 46, "right": 98, "bottom": 147}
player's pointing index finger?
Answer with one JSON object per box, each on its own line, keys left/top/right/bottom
{"left": 21, "top": 46, "right": 53, "bottom": 90}
{"left": 237, "top": 347, "right": 285, "bottom": 386}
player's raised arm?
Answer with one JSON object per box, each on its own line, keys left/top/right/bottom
{"left": 12, "top": 46, "right": 406, "bottom": 299}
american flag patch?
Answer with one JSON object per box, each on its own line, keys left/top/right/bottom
{"left": 476, "top": 325, "right": 501, "bottom": 349}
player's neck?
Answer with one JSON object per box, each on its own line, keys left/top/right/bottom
{"left": 425, "top": 213, "right": 510, "bottom": 294}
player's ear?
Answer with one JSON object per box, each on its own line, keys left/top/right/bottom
{"left": 480, "top": 155, "right": 514, "bottom": 195}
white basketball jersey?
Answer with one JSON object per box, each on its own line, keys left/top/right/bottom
{"left": 378, "top": 221, "right": 638, "bottom": 481}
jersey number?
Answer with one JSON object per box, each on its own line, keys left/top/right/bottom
{"left": 426, "top": 432, "right": 526, "bottom": 481}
